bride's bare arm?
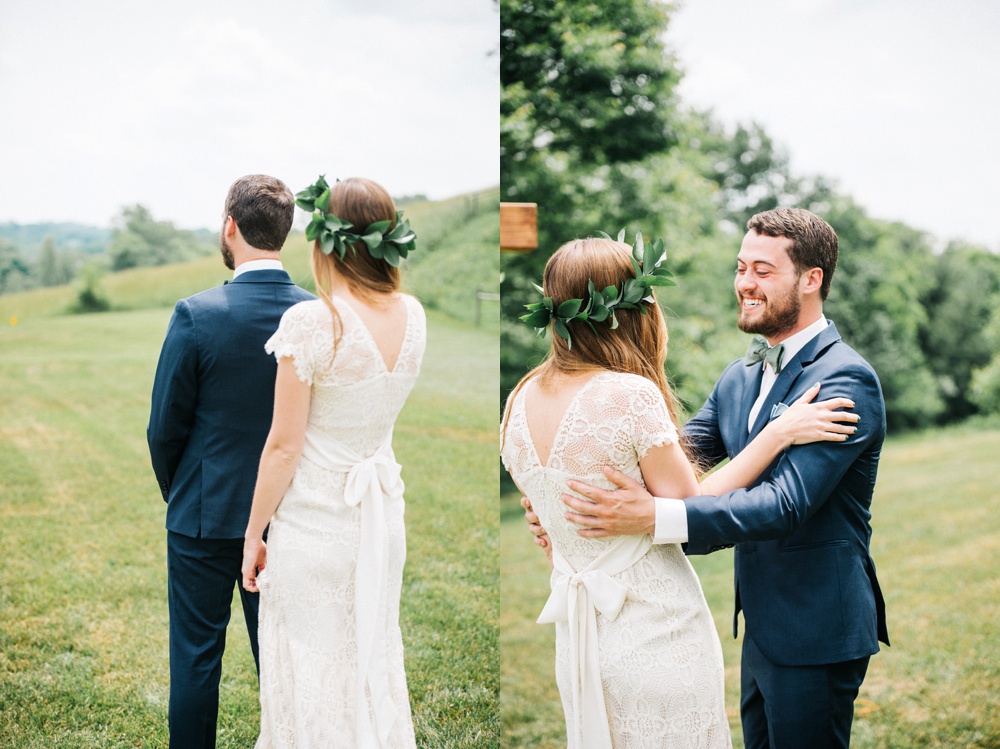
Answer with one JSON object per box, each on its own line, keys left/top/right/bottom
{"left": 638, "top": 440, "right": 701, "bottom": 500}
{"left": 241, "top": 357, "right": 311, "bottom": 592}
{"left": 697, "top": 383, "right": 857, "bottom": 496}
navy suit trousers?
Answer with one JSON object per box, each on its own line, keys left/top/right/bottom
{"left": 740, "top": 633, "right": 869, "bottom": 749}
{"left": 167, "top": 531, "right": 260, "bottom": 749}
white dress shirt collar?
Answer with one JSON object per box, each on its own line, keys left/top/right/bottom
{"left": 232, "top": 259, "right": 284, "bottom": 279}
{"left": 770, "top": 314, "right": 830, "bottom": 367}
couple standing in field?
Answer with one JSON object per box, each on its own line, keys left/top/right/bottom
{"left": 147, "top": 173, "right": 425, "bottom": 748}
{"left": 502, "top": 209, "right": 889, "bottom": 748}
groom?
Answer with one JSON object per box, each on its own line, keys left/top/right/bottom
{"left": 526, "top": 208, "right": 889, "bottom": 748}
{"left": 147, "top": 174, "right": 314, "bottom": 749}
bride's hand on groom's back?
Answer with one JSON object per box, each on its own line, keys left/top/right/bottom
{"left": 521, "top": 496, "right": 553, "bottom": 561}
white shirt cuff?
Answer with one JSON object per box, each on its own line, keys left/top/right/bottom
{"left": 652, "top": 497, "right": 688, "bottom": 544}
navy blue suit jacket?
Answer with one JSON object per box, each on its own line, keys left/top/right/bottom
{"left": 682, "top": 321, "right": 889, "bottom": 667}
{"left": 147, "top": 270, "right": 315, "bottom": 539}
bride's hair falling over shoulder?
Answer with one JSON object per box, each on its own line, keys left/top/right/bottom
{"left": 503, "top": 237, "right": 684, "bottom": 441}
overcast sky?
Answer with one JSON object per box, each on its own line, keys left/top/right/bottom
{"left": 667, "top": 0, "right": 1000, "bottom": 250}
{"left": 0, "top": 0, "right": 499, "bottom": 230}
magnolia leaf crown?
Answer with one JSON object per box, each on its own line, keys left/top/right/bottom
{"left": 520, "top": 229, "right": 677, "bottom": 348}
{"left": 295, "top": 175, "right": 417, "bottom": 267}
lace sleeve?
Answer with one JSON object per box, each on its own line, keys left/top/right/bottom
{"left": 629, "top": 376, "right": 679, "bottom": 459}
{"left": 265, "top": 301, "right": 321, "bottom": 386}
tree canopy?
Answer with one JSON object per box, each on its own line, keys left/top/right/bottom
{"left": 500, "top": 0, "right": 1000, "bottom": 431}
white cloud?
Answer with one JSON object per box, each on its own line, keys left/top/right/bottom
{"left": 0, "top": 0, "right": 499, "bottom": 228}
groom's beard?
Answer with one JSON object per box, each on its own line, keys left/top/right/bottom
{"left": 736, "top": 282, "right": 801, "bottom": 339}
{"left": 219, "top": 231, "right": 235, "bottom": 271}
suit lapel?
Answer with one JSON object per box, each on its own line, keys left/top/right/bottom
{"left": 746, "top": 322, "right": 843, "bottom": 442}
{"left": 738, "top": 363, "right": 765, "bottom": 453}
{"left": 748, "top": 360, "right": 802, "bottom": 441}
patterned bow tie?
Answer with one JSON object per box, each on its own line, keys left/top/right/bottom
{"left": 745, "top": 336, "right": 785, "bottom": 373}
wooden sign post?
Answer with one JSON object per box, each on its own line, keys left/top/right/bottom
{"left": 500, "top": 202, "right": 538, "bottom": 252}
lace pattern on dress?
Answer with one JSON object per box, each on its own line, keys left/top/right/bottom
{"left": 256, "top": 293, "right": 426, "bottom": 748}
{"left": 500, "top": 370, "right": 731, "bottom": 749}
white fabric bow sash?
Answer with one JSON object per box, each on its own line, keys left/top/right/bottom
{"left": 302, "top": 430, "right": 404, "bottom": 749}
{"left": 537, "top": 533, "right": 653, "bottom": 749}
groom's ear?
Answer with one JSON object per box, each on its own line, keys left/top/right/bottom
{"left": 800, "top": 267, "right": 823, "bottom": 295}
{"left": 223, "top": 215, "right": 238, "bottom": 238}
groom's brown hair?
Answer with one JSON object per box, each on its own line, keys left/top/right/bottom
{"left": 747, "top": 208, "right": 839, "bottom": 300}
{"left": 224, "top": 174, "right": 295, "bottom": 251}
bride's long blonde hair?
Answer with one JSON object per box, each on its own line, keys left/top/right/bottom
{"left": 502, "top": 237, "right": 683, "bottom": 448}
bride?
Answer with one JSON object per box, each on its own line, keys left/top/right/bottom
{"left": 501, "top": 234, "right": 857, "bottom": 748}
{"left": 241, "top": 175, "right": 424, "bottom": 748}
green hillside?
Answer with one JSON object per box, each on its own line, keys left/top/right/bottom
{"left": 0, "top": 186, "right": 500, "bottom": 329}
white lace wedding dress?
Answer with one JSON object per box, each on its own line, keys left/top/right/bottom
{"left": 254, "top": 294, "right": 425, "bottom": 749}
{"left": 501, "top": 371, "right": 731, "bottom": 749}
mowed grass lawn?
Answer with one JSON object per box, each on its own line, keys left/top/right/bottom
{"left": 0, "top": 306, "right": 499, "bottom": 748}
{"left": 501, "top": 424, "right": 1000, "bottom": 748}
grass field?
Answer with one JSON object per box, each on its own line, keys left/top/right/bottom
{"left": 0, "top": 300, "right": 499, "bottom": 747}
{"left": 501, "top": 422, "right": 1000, "bottom": 749}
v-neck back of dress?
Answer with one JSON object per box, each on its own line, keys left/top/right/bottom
{"left": 332, "top": 294, "right": 411, "bottom": 375}
{"left": 522, "top": 373, "right": 603, "bottom": 469}
{"left": 266, "top": 296, "right": 425, "bottom": 456}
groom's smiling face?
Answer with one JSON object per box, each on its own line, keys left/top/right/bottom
{"left": 735, "top": 231, "right": 803, "bottom": 340}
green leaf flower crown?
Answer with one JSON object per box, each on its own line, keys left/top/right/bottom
{"left": 295, "top": 175, "right": 417, "bottom": 267}
{"left": 520, "top": 229, "right": 677, "bottom": 348}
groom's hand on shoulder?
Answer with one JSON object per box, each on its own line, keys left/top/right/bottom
{"left": 563, "top": 466, "right": 656, "bottom": 538}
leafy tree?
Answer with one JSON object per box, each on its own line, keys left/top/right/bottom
{"left": 0, "top": 238, "right": 29, "bottom": 294}
{"left": 969, "top": 300, "right": 1000, "bottom": 415}
{"left": 499, "top": 0, "right": 999, "bottom": 435}
{"left": 69, "top": 259, "right": 111, "bottom": 313}
{"left": 500, "top": 0, "right": 683, "bottom": 396}
{"left": 37, "top": 236, "right": 75, "bottom": 287}
{"left": 501, "top": 0, "right": 679, "bottom": 172}
{"left": 919, "top": 243, "right": 1000, "bottom": 421}
{"left": 822, "top": 198, "right": 942, "bottom": 430}
{"left": 109, "top": 231, "right": 154, "bottom": 271}
{"left": 109, "top": 205, "right": 212, "bottom": 271}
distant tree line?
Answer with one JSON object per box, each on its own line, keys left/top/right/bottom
{"left": 500, "top": 0, "right": 1000, "bottom": 430}
{"left": 0, "top": 206, "right": 216, "bottom": 295}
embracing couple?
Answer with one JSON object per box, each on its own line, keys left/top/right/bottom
{"left": 147, "top": 174, "right": 424, "bottom": 748}
{"left": 503, "top": 209, "right": 889, "bottom": 749}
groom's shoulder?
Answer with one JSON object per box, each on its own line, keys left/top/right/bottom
{"left": 178, "top": 283, "right": 231, "bottom": 316}
{"left": 180, "top": 276, "right": 312, "bottom": 312}
{"left": 821, "top": 334, "right": 879, "bottom": 380}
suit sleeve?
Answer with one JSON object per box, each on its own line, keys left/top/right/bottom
{"left": 680, "top": 363, "right": 736, "bottom": 471}
{"left": 147, "top": 300, "right": 199, "bottom": 501}
{"left": 684, "top": 362, "right": 885, "bottom": 555}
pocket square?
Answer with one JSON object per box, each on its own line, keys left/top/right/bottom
{"left": 770, "top": 402, "right": 789, "bottom": 419}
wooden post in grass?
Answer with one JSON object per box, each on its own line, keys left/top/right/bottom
{"left": 500, "top": 202, "right": 538, "bottom": 252}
